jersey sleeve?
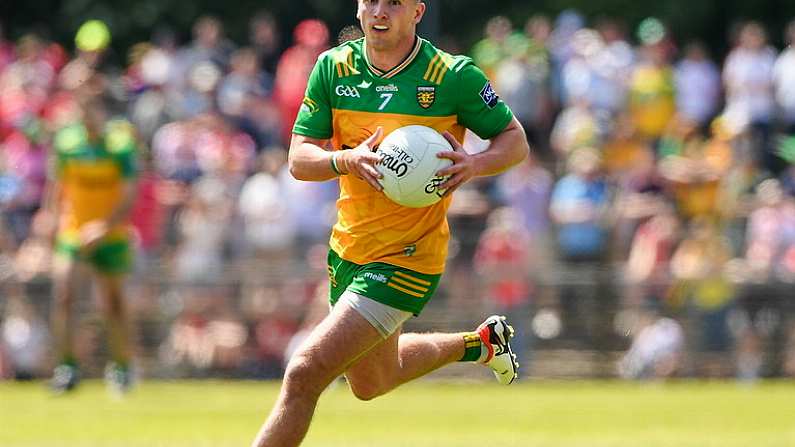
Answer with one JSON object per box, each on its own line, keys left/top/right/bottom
{"left": 105, "top": 119, "right": 138, "bottom": 179}
{"left": 292, "top": 53, "right": 333, "bottom": 139}
{"left": 52, "top": 125, "right": 85, "bottom": 179}
{"left": 454, "top": 60, "right": 514, "bottom": 140}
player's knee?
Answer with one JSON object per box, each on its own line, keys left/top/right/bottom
{"left": 283, "top": 355, "right": 325, "bottom": 397}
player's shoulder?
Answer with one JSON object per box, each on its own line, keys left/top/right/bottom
{"left": 417, "top": 37, "right": 477, "bottom": 86}
{"left": 104, "top": 118, "right": 137, "bottom": 154}
{"left": 53, "top": 123, "right": 88, "bottom": 155}
{"left": 316, "top": 38, "right": 364, "bottom": 76}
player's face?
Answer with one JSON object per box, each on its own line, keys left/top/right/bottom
{"left": 357, "top": 0, "right": 425, "bottom": 52}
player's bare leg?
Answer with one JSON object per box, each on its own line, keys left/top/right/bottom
{"left": 96, "top": 273, "right": 132, "bottom": 366}
{"left": 50, "top": 255, "right": 80, "bottom": 392}
{"left": 96, "top": 273, "right": 133, "bottom": 393}
{"left": 251, "top": 300, "right": 387, "bottom": 447}
{"left": 344, "top": 329, "right": 465, "bottom": 400}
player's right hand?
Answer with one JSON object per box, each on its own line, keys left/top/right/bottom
{"left": 337, "top": 127, "right": 384, "bottom": 191}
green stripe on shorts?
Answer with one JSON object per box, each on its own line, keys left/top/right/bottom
{"left": 327, "top": 249, "right": 441, "bottom": 316}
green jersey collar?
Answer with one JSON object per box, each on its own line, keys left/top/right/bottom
{"left": 363, "top": 36, "right": 422, "bottom": 79}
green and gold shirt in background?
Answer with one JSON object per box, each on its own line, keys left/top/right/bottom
{"left": 53, "top": 119, "right": 138, "bottom": 245}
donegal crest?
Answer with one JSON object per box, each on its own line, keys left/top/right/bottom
{"left": 416, "top": 86, "right": 435, "bottom": 109}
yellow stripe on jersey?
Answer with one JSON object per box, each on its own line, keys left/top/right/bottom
{"left": 393, "top": 270, "right": 432, "bottom": 286}
{"left": 423, "top": 54, "right": 440, "bottom": 82}
{"left": 390, "top": 276, "right": 429, "bottom": 292}
{"left": 387, "top": 282, "right": 425, "bottom": 298}
{"left": 333, "top": 47, "right": 359, "bottom": 78}
{"left": 424, "top": 53, "right": 454, "bottom": 85}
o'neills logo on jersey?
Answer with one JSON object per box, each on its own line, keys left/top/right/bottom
{"left": 377, "top": 144, "right": 414, "bottom": 178}
{"left": 416, "top": 86, "right": 435, "bottom": 109}
{"left": 335, "top": 85, "right": 361, "bottom": 98}
{"left": 376, "top": 84, "right": 399, "bottom": 92}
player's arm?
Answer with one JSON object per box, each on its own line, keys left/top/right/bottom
{"left": 437, "top": 116, "right": 528, "bottom": 193}
{"left": 105, "top": 180, "right": 138, "bottom": 228}
{"left": 33, "top": 179, "right": 64, "bottom": 242}
{"left": 436, "top": 60, "right": 529, "bottom": 193}
{"left": 289, "top": 130, "right": 384, "bottom": 190}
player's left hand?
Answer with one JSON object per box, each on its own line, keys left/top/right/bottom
{"left": 79, "top": 220, "right": 110, "bottom": 253}
{"left": 435, "top": 132, "right": 477, "bottom": 195}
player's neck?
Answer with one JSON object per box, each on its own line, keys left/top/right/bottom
{"left": 366, "top": 35, "right": 418, "bottom": 73}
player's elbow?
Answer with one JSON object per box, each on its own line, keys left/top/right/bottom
{"left": 510, "top": 126, "right": 530, "bottom": 167}
{"left": 287, "top": 157, "right": 311, "bottom": 181}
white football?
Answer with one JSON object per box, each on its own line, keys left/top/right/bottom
{"left": 375, "top": 125, "right": 453, "bottom": 208}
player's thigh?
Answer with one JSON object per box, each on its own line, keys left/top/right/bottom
{"left": 52, "top": 241, "right": 81, "bottom": 295}
{"left": 287, "top": 298, "right": 387, "bottom": 387}
{"left": 345, "top": 326, "right": 401, "bottom": 386}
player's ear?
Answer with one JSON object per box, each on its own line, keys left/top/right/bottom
{"left": 356, "top": 0, "right": 364, "bottom": 21}
{"left": 414, "top": 1, "right": 426, "bottom": 24}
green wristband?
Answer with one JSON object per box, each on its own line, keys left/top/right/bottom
{"left": 330, "top": 152, "right": 345, "bottom": 176}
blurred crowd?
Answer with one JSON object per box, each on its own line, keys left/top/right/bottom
{"left": 2, "top": 10, "right": 795, "bottom": 381}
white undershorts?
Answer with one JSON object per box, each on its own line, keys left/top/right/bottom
{"left": 337, "top": 290, "right": 412, "bottom": 338}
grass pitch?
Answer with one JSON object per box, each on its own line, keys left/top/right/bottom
{"left": 0, "top": 379, "right": 793, "bottom": 447}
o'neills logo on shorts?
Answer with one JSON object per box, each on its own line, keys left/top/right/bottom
{"left": 377, "top": 145, "right": 414, "bottom": 178}
{"left": 362, "top": 272, "right": 388, "bottom": 283}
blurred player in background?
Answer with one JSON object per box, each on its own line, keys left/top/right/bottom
{"left": 251, "top": 0, "right": 529, "bottom": 445}
{"left": 35, "top": 99, "right": 139, "bottom": 394}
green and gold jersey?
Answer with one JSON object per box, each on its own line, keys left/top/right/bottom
{"left": 53, "top": 119, "right": 138, "bottom": 244}
{"left": 294, "top": 36, "right": 513, "bottom": 274}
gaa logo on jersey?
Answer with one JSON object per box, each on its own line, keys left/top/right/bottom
{"left": 335, "top": 85, "right": 361, "bottom": 98}
{"left": 479, "top": 81, "right": 499, "bottom": 109}
{"left": 416, "top": 86, "right": 435, "bottom": 109}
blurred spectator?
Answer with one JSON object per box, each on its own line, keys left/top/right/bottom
{"left": 670, "top": 218, "right": 736, "bottom": 376}
{"left": 495, "top": 156, "right": 553, "bottom": 238}
{"left": 550, "top": 148, "right": 613, "bottom": 342}
{"left": 550, "top": 148, "right": 610, "bottom": 261}
{"left": 774, "top": 19, "right": 795, "bottom": 134}
{"left": 474, "top": 207, "right": 535, "bottom": 358}
{"left": 629, "top": 21, "right": 676, "bottom": 141}
{"left": 548, "top": 10, "right": 585, "bottom": 105}
{"left": 658, "top": 118, "right": 733, "bottom": 220}
{"left": 217, "top": 47, "right": 279, "bottom": 149}
{"left": 129, "top": 150, "right": 164, "bottom": 263}
{"left": 0, "top": 293, "right": 49, "bottom": 380}
{"left": 178, "top": 16, "right": 235, "bottom": 74}
{"left": 675, "top": 41, "right": 721, "bottom": 129}
{"left": 160, "top": 287, "right": 247, "bottom": 375}
{"left": 624, "top": 204, "right": 679, "bottom": 287}
{"left": 618, "top": 308, "right": 683, "bottom": 379}
{"left": 273, "top": 19, "right": 329, "bottom": 145}
{"left": 126, "top": 43, "right": 175, "bottom": 142}
{"left": 471, "top": 16, "right": 514, "bottom": 81}
{"left": 249, "top": 11, "right": 281, "bottom": 75}
{"left": 723, "top": 21, "right": 779, "bottom": 174}
{"left": 245, "top": 285, "right": 301, "bottom": 378}
{"left": 0, "top": 23, "right": 15, "bottom": 71}
{"left": 550, "top": 98, "right": 603, "bottom": 160}
{"left": 743, "top": 179, "right": 795, "bottom": 282}
{"left": 494, "top": 16, "right": 553, "bottom": 157}
{"left": 238, "top": 150, "right": 296, "bottom": 261}
{"left": 173, "top": 168, "right": 235, "bottom": 284}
